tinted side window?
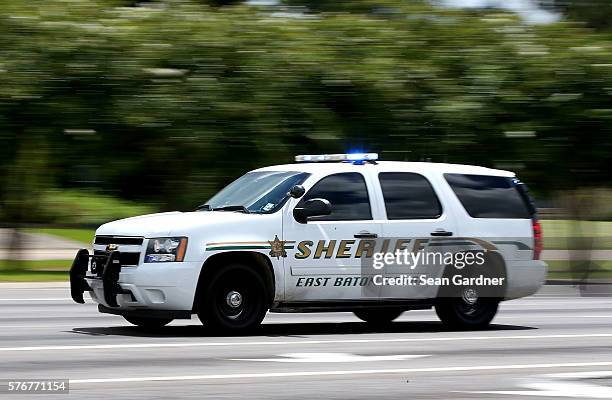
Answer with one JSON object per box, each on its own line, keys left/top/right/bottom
{"left": 299, "top": 173, "right": 372, "bottom": 221}
{"left": 444, "top": 174, "right": 531, "bottom": 219}
{"left": 379, "top": 172, "right": 442, "bottom": 219}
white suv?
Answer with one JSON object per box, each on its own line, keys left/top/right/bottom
{"left": 70, "top": 153, "right": 547, "bottom": 332}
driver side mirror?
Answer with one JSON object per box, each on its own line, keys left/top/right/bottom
{"left": 293, "top": 198, "right": 332, "bottom": 224}
{"left": 288, "top": 184, "right": 306, "bottom": 199}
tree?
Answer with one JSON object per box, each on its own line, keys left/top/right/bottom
{"left": 541, "top": 0, "right": 612, "bottom": 31}
{"left": 282, "top": 0, "right": 427, "bottom": 13}
{"left": 0, "top": 0, "right": 610, "bottom": 221}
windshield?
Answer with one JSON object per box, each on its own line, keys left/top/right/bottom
{"left": 205, "top": 171, "right": 309, "bottom": 214}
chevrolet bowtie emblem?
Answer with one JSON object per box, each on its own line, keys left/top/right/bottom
{"left": 106, "top": 243, "right": 119, "bottom": 251}
{"left": 268, "top": 235, "right": 287, "bottom": 259}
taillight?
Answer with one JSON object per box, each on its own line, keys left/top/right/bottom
{"left": 532, "top": 219, "right": 542, "bottom": 260}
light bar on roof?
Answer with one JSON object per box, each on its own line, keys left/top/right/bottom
{"left": 295, "top": 153, "right": 378, "bottom": 163}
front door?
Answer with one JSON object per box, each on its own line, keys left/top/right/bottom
{"left": 283, "top": 172, "right": 382, "bottom": 301}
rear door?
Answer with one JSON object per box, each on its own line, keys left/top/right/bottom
{"left": 376, "top": 171, "right": 458, "bottom": 299}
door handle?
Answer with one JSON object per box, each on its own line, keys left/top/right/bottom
{"left": 354, "top": 232, "right": 378, "bottom": 239}
{"left": 430, "top": 230, "right": 453, "bottom": 237}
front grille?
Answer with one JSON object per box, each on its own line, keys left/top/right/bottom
{"left": 93, "top": 235, "right": 144, "bottom": 268}
{"left": 93, "top": 250, "right": 141, "bottom": 267}
{"left": 94, "top": 236, "right": 144, "bottom": 246}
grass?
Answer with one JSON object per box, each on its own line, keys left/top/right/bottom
{"left": 0, "top": 260, "right": 72, "bottom": 281}
{"left": 546, "top": 260, "right": 612, "bottom": 278}
{"left": 23, "top": 228, "right": 94, "bottom": 244}
{"left": 542, "top": 219, "right": 612, "bottom": 250}
{"left": 38, "top": 189, "right": 157, "bottom": 226}
{"left": 0, "top": 270, "right": 68, "bottom": 282}
{"left": 0, "top": 260, "right": 71, "bottom": 281}
{"left": 0, "top": 260, "right": 72, "bottom": 270}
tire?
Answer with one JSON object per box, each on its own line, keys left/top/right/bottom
{"left": 435, "top": 296, "right": 498, "bottom": 330}
{"left": 435, "top": 255, "right": 502, "bottom": 330}
{"left": 354, "top": 309, "right": 403, "bottom": 325}
{"left": 197, "top": 263, "right": 268, "bottom": 333}
{"left": 124, "top": 316, "right": 172, "bottom": 328}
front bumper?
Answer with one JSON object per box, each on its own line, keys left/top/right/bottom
{"left": 70, "top": 248, "right": 199, "bottom": 317}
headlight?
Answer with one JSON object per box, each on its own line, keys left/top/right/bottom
{"left": 145, "top": 237, "right": 188, "bottom": 263}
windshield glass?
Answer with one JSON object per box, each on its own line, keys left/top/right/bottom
{"left": 205, "top": 171, "right": 309, "bottom": 214}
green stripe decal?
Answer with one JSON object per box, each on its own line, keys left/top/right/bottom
{"left": 492, "top": 241, "right": 531, "bottom": 250}
{"left": 207, "top": 245, "right": 270, "bottom": 251}
{"left": 206, "top": 243, "right": 295, "bottom": 251}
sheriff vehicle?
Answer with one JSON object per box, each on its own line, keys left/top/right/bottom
{"left": 70, "top": 153, "right": 547, "bottom": 332}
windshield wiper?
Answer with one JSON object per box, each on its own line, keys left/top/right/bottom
{"left": 210, "top": 205, "right": 251, "bottom": 213}
{"left": 195, "top": 204, "right": 251, "bottom": 213}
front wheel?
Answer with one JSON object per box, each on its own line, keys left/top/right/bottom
{"left": 197, "top": 263, "right": 268, "bottom": 333}
{"left": 124, "top": 316, "right": 173, "bottom": 329}
{"left": 354, "top": 309, "right": 403, "bottom": 325}
{"left": 435, "top": 291, "right": 498, "bottom": 330}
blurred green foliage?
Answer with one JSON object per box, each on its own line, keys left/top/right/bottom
{"left": 282, "top": 0, "right": 408, "bottom": 13}
{"left": 35, "top": 190, "right": 156, "bottom": 225}
{"left": 23, "top": 227, "right": 95, "bottom": 244}
{"left": 0, "top": 0, "right": 611, "bottom": 223}
{"left": 545, "top": 0, "right": 612, "bottom": 32}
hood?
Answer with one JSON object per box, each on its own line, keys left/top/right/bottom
{"left": 96, "top": 211, "right": 260, "bottom": 237}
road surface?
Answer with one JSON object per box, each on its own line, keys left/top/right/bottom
{"left": 1, "top": 284, "right": 612, "bottom": 399}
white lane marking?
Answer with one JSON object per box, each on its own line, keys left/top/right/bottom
{"left": 3, "top": 333, "right": 612, "bottom": 352}
{"left": 502, "top": 303, "right": 612, "bottom": 308}
{"left": 70, "top": 362, "right": 612, "bottom": 385}
{"left": 462, "top": 382, "right": 612, "bottom": 398}
{"left": 545, "top": 370, "right": 612, "bottom": 379}
{"left": 1, "top": 288, "right": 68, "bottom": 289}
{"left": 231, "top": 353, "right": 429, "bottom": 363}
{"left": 0, "top": 324, "right": 82, "bottom": 329}
{"left": 461, "top": 371, "right": 612, "bottom": 398}
{"left": 0, "top": 323, "right": 119, "bottom": 329}
{"left": 498, "top": 315, "right": 612, "bottom": 319}
{"left": 0, "top": 298, "right": 81, "bottom": 301}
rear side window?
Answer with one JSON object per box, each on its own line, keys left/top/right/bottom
{"left": 444, "top": 174, "right": 531, "bottom": 219}
{"left": 379, "top": 172, "right": 442, "bottom": 219}
{"left": 513, "top": 179, "right": 537, "bottom": 216}
{"left": 299, "top": 172, "right": 372, "bottom": 221}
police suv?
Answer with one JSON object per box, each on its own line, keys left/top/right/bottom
{"left": 70, "top": 153, "right": 547, "bottom": 332}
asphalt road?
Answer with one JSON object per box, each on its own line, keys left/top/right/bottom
{"left": 1, "top": 284, "right": 612, "bottom": 399}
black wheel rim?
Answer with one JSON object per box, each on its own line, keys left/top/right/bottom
{"left": 214, "top": 272, "right": 258, "bottom": 323}
{"left": 456, "top": 287, "right": 484, "bottom": 318}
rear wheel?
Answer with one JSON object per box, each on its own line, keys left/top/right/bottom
{"left": 123, "top": 316, "right": 172, "bottom": 328}
{"left": 435, "top": 286, "right": 498, "bottom": 329}
{"left": 197, "top": 263, "right": 268, "bottom": 333}
{"left": 435, "top": 257, "right": 503, "bottom": 330}
{"left": 354, "top": 309, "right": 403, "bottom": 325}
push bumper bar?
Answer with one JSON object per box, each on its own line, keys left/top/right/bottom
{"left": 69, "top": 248, "right": 128, "bottom": 307}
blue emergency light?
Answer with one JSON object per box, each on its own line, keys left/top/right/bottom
{"left": 295, "top": 153, "right": 379, "bottom": 163}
